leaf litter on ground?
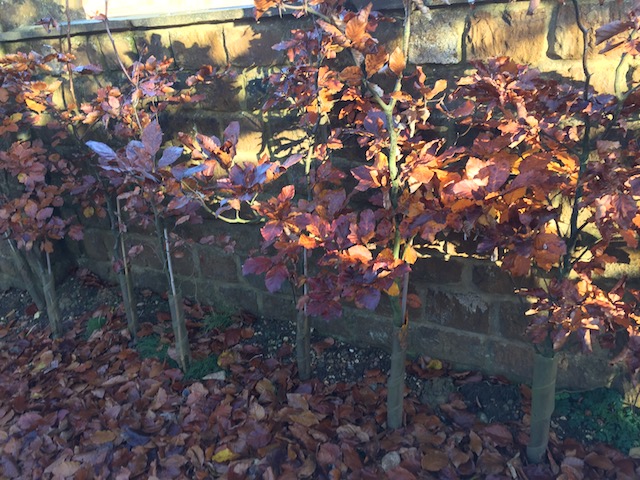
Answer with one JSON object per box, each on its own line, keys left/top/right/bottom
{"left": 0, "top": 271, "right": 639, "bottom": 479}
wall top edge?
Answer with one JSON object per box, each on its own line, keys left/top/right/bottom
{"left": 0, "top": 0, "right": 526, "bottom": 44}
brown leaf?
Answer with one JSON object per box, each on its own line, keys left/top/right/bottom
{"left": 289, "top": 410, "right": 319, "bottom": 427}
{"left": 421, "top": 448, "right": 449, "bottom": 471}
{"left": 91, "top": 430, "right": 117, "bottom": 445}
{"left": 595, "top": 20, "right": 633, "bottom": 45}
{"left": 336, "top": 424, "right": 370, "bottom": 443}
{"left": 46, "top": 460, "right": 81, "bottom": 477}
{"left": 317, "top": 443, "right": 342, "bottom": 467}
{"left": 365, "top": 49, "right": 388, "bottom": 78}
{"left": 339, "top": 66, "right": 363, "bottom": 86}
{"left": 388, "top": 47, "right": 406, "bottom": 77}
{"left": 482, "top": 423, "right": 513, "bottom": 447}
{"left": 584, "top": 452, "right": 614, "bottom": 471}
{"left": 469, "top": 430, "right": 483, "bottom": 456}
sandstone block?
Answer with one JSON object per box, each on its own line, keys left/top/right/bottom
{"left": 133, "top": 29, "right": 173, "bottom": 62}
{"left": 409, "top": 9, "right": 464, "bottom": 65}
{"left": 410, "top": 324, "right": 492, "bottom": 370}
{"left": 95, "top": 32, "right": 138, "bottom": 70}
{"left": 168, "top": 24, "right": 227, "bottom": 69}
{"left": 224, "top": 19, "right": 299, "bottom": 67}
{"left": 423, "top": 289, "right": 490, "bottom": 334}
{"left": 549, "top": 0, "right": 633, "bottom": 60}
{"left": 497, "top": 301, "right": 528, "bottom": 341}
{"left": 218, "top": 284, "right": 259, "bottom": 312}
{"left": 467, "top": 3, "right": 549, "bottom": 64}
{"left": 82, "top": 228, "right": 112, "bottom": 261}
{"left": 472, "top": 263, "right": 514, "bottom": 294}
{"left": 198, "top": 248, "right": 239, "bottom": 283}
{"left": 411, "top": 256, "right": 464, "bottom": 285}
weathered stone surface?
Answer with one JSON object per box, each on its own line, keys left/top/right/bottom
{"left": 409, "top": 9, "right": 464, "bottom": 65}
{"left": 223, "top": 19, "right": 299, "bottom": 67}
{"left": 95, "top": 32, "right": 138, "bottom": 70}
{"left": 133, "top": 29, "right": 174, "bottom": 63}
{"left": 198, "top": 248, "right": 239, "bottom": 283}
{"left": 423, "top": 289, "right": 490, "bottom": 334}
{"left": 218, "top": 284, "right": 259, "bottom": 312}
{"left": 490, "top": 340, "right": 534, "bottom": 382}
{"left": 555, "top": 348, "right": 621, "bottom": 390}
{"left": 171, "top": 249, "right": 198, "bottom": 277}
{"left": 196, "top": 75, "right": 243, "bottom": 112}
{"left": 497, "top": 301, "right": 528, "bottom": 341}
{"left": 82, "top": 228, "right": 113, "bottom": 261}
{"left": 0, "top": 0, "right": 83, "bottom": 33}
{"left": 168, "top": 24, "right": 227, "bottom": 69}
{"left": 128, "top": 237, "right": 164, "bottom": 271}
{"left": 411, "top": 324, "right": 492, "bottom": 369}
{"left": 472, "top": 263, "right": 513, "bottom": 294}
{"left": 261, "top": 292, "right": 297, "bottom": 320}
{"left": 467, "top": 3, "right": 549, "bottom": 64}
{"left": 549, "top": 0, "right": 632, "bottom": 60}
{"left": 70, "top": 34, "right": 105, "bottom": 67}
{"left": 411, "top": 257, "right": 464, "bottom": 285}
{"left": 242, "top": 67, "right": 271, "bottom": 111}
{"left": 233, "top": 116, "right": 265, "bottom": 163}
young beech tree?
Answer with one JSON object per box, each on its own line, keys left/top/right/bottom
{"left": 446, "top": 1, "right": 640, "bottom": 462}
{"left": 247, "top": 0, "right": 457, "bottom": 429}
{"left": 88, "top": 120, "right": 198, "bottom": 371}
{"left": 0, "top": 52, "right": 83, "bottom": 337}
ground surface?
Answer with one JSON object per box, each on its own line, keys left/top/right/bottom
{"left": 0, "top": 269, "right": 639, "bottom": 479}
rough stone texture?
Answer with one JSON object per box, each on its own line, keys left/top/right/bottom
{"left": 411, "top": 257, "right": 464, "bottom": 285}
{"left": 218, "top": 284, "right": 260, "bottom": 313}
{"left": 196, "top": 75, "right": 244, "bottom": 112}
{"left": 82, "top": 228, "right": 113, "bottom": 261}
{"left": 198, "top": 248, "right": 239, "bottom": 283}
{"left": 490, "top": 341, "right": 534, "bottom": 381}
{"left": 409, "top": 9, "right": 464, "bottom": 65}
{"left": 467, "top": 3, "right": 549, "bottom": 65}
{"left": 549, "top": 0, "right": 631, "bottom": 60}
{"left": 555, "top": 348, "right": 622, "bottom": 390}
{"left": 224, "top": 20, "right": 299, "bottom": 67}
{"left": 260, "top": 292, "right": 297, "bottom": 321}
{"left": 133, "top": 29, "right": 174, "bottom": 62}
{"left": 472, "top": 263, "right": 514, "bottom": 295}
{"left": 0, "top": 0, "right": 83, "bottom": 33}
{"left": 95, "top": 32, "right": 138, "bottom": 71}
{"left": 128, "top": 237, "right": 164, "bottom": 271}
{"left": 424, "top": 289, "right": 490, "bottom": 334}
{"left": 496, "top": 301, "right": 529, "bottom": 341}
{"left": 171, "top": 249, "right": 198, "bottom": 278}
{"left": 411, "top": 324, "right": 493, "bottom": 370}
{"left": 168, "top": 24, "right": 227, "bottom": 69}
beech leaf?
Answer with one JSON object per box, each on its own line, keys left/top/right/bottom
{"left": 158, "top": 146, "right": 183, "bottom": 168}
{"left": 86, "top": 141, "right": 118, "bottom": 161}
{"left": 388, "top": 47, "right": 406, "bottom": 77}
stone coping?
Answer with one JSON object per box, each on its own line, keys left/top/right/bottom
{"left": 0, "top": 0, "right": 517, "bottom": 44}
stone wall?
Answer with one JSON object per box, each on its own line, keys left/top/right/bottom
{"left": 0, "top": 0, "right": 637, "bottom": 389}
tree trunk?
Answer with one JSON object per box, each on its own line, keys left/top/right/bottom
{"left": 296, "top": 309, "right": 311, "bottom": 381}
{"left": 163, "top": 227, "right": 191, "bottom": 371}
{"left": 113, "top": 198, "right": 138, "bottom": 338}
{"left": 527, "top": 352, "right": 558, "bottom": 463}
{"left": 386, "top": 321, "right": 407, "bottom": 429}
{"left": 7, "top": 240, "right": 45, "bottom": 311}
{"left": 386, "top": 273, "right": 409, "bottom": 429}
{"left": 168, "top": 291, "right": 190, "bottom": 371}
{"left": 117, "top": 270, "right": 138, "bottom": 339}
{"left": 25, "top": 249, "right": 62, "bottom": 338}
{"left": 42, "top": 269, "right": 63, "bottom": 338}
